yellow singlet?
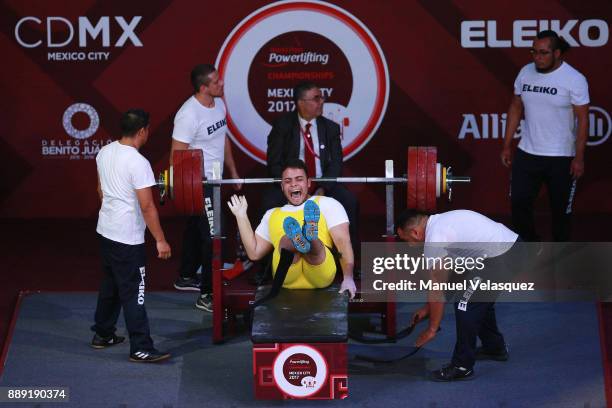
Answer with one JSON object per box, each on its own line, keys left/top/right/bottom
{"left": 269, "top": 197, "right": 336, "bottom": 289}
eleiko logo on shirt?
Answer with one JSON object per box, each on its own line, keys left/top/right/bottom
{"left": 521, "top": 84, "right": 558, "bottom": 95}
{"left": 207, "top": 118, "right": 227, "bottom": 135}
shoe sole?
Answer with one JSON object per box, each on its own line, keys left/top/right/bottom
{"left": 431, "top": 373, "right": 475, "bottom": 382}
{"left": 173, "top": 284, "right": 201, "bottom": 292}
{"left": 303, "top": 200, "right": 320, "bottom": 242}
{"left": 283, "top": 217, "right": 310, "bottom": 253}
{"left": 90, "top": 338, "right": 125, "bottom": 349}
{"left": 129, "top": 353, "right": 171, "bottom": 363}
{"left": 195, "top": 302, "right": 213, "bottom": 312}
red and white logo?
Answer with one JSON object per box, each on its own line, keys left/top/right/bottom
{"left": 273, "top": 345, "right": 327, "bottom": 397}
{"left": 216, "top": 0, "right": 389, "bottom": 163}
{"left": 587, "top": 106, "right": 611, "bottom": 146}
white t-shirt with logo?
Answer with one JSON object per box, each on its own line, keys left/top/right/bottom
{"left": 514, "top": 62, "right": 589, "bottom": 156}
{"left": 255, "top": 196, "right": 349, "bottom": 243}
{"left": 424, "top": 210, "right": 518, "bottom": 259}
{"left": 96, "top": 141, "right": 156, "bottom": 245}
{"left": 172, "top": 96, "right": 227, "bottom": 179}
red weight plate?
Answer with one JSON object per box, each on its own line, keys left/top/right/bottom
{"left": 407, "top": 147, "right": 418, "bottom": 208}
{"left": 191, "top": 150, "right": 204, "bottom": 215}
{"left": 172, "top": 150, "right": 186, "bottom": 214}
{"left": 426, "top": 146, "right": 437, "bottom": 211}
{"left": 182, "top": 151, "right": 194, "bottom": 215}
{"left": 416, "top": 147, "right": 428, "bottom": 211}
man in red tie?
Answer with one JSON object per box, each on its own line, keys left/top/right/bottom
{"left": 261, "top": 81, "right": 359, "bottom": 282}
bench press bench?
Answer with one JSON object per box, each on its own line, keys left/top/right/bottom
{"left": 251, "top": 285, "right": 349, "bottom": 399}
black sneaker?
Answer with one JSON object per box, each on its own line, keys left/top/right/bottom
{"left": 431, "top": 364, "right": 474, "bottom": 382}
{"left": 195, "top": 293, "right": 213, "bottom": 312}
{"left": 129, "top": 349, "right": 171, "bottom": 363}
{"left": 476, "top": 345, "right": 509, "bottom": 361}
{"left": 173, "top": 277, "right": 201, "bottom": 292}
{"left": 91, "top": 333, "right": 125, "bottom": 349}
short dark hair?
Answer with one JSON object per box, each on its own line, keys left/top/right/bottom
{"left": 120, "top": 109, "right": 149, "bottom": 137}
{"left": 293, "top": 81, "right": 318, "bottom": 104}
{"left": 191, "top": 64, "right": 217, "bottom": 93}
{"left": 536, "top": 30, "right": 570, "bottom": 54}
{"left": 396, "top": 209, "right": 428, "bottom": 230}
{"left": 281, "top": 158, "right": 309, "bottom": 178}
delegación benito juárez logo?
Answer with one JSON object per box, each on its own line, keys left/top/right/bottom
{"left": 216, "top": 0, "right": 390, "bottom": 163}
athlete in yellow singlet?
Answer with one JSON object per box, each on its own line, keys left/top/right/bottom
{"left": 227, "top": 159, "right": 356, "bottom": 298}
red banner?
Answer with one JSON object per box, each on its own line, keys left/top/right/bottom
{"left": 1, "top": 0, "right": 610, "bottom": 220}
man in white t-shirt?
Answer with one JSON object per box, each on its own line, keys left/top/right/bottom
{"left": 170, "top": 64, "right": 240, "bottom": 312}
{"left": 397, "top": 209, "right": 521, "bottom": 381}
{"left": 501, "top": 30, "right": 589, "bottom": 241}
{"left": 227, "top": 159, "right": 356, "bottom": 299}
{"left": 92, "top": 109, "right": 172, "bottom": 363}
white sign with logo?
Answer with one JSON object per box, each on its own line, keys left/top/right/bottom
{"left": 41, "top": 103, "right": 111, "bottom": 160}
{"left": 216, "top": 0, "right": 389, "bottom": 163}
{"left": 457, "top": 106, "right": 610, "bottom": 147}
{"left": 272, "top": 345, "right": 327, "bottom": 397}
{"left": 14, "top": 16, "right": 143, "bottom": 61}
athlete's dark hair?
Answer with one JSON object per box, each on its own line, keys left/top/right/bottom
{"left": 396, "top": 209, "right": 428, "bottom": 230}
{"left": 536, "top": 30, "right": 571, "bottom": 54}
{"left": 281, "top": 158, "right": 309, "bottom": 178}
{"left": 191, "top": 64, "right": 217, "bottom": 93}
{"left": 120, "top": 109, "right": 149, "bottom": 137}
{"left": 293, "top": 81, "right": 319, "bottom": 104}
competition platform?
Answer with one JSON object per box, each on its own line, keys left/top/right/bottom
{"left": 0, "top": 291, "right": 606, "bottom": 407}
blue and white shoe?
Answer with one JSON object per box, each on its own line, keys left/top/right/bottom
{"left": 303, "top": 200, "right": 320, "bottom": 242}
{"left": 283, "top": 216, "right": 310, "bottom": 253}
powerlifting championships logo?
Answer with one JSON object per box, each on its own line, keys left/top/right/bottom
{"left": 216, "top": 0, "right": 389, "bottom": 163}
{"left": 273, "top": 345, "right": 327, "bottom": 397}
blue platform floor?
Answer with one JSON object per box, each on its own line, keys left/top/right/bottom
{"left": 0, "top": 292, "right": 606, "bottom": 408}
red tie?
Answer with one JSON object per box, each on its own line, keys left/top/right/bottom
{"left": 303, "top": 123, "right": 316, "bottom": 179}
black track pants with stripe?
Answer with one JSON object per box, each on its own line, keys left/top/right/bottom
{"left": 511, "top": 148, "right": 576, "bottom": 242}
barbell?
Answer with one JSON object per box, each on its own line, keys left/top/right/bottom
{"left": 158, "top": 146, "right": 470, "bottom": 215}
